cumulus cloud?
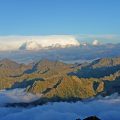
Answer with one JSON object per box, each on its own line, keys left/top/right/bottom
{"left": 0, "top": 35, "right": 80, "bottom": 51}
{"left": 92, "top": 40, "right": 100, "bottom": 46}
{"left": 0, "top": 89, "right": 120, "bottom": 120}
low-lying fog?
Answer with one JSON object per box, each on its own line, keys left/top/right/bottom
{"left": 0, "top": 89, "right": 120, "bottom": 120}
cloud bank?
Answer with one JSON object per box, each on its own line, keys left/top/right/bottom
{"left": 0, "top": 35, "right": 80, "bottom": 51}
{"left": 0, "top": 34, "right": 119, "bottom": 51}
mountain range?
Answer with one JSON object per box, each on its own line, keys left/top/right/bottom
{"left": 0, "top": 57, "right": 120, "bottom": 106}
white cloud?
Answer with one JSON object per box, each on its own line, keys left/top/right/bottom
{"left": 0, "top": 35, "right": 80, "bottom": 51}
{"left": 0, "top": 34, "right": 119, "bottom": 51}
{"left": 0, "top": 89, "right": 41, "bottom": 105}
{"left": 92, "top": 40, "right": 100, "bottom": 46}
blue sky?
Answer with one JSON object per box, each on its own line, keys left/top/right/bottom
{"left": 0, "top": 0, "right": 120, "bottom": 42}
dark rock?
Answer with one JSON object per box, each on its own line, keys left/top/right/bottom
{"left": 76, "top": 118, "right": 81, "bottom": 120}
{"left": 83, "top": 116, "right": 101, "bottom": 120}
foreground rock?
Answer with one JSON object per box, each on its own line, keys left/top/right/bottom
{"left": 83, "top": 116, "right": 101, "bottom": 120}
{"left": 76, "top": 116, "right": 101, "bottom": 120}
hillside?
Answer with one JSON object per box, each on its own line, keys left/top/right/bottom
{"left": 0, "top": 57, "right": 120, "bottom": 104}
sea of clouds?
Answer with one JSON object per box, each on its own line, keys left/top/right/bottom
{"left": 0, "top": 89, "right": 120, "bottom": 120}
{"left": 0, "top": 89, "right": 41, "bottom": 105}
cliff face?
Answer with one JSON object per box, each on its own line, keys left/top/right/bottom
{"left": 0, "top": 57, "right": 120, "bottom": 101}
